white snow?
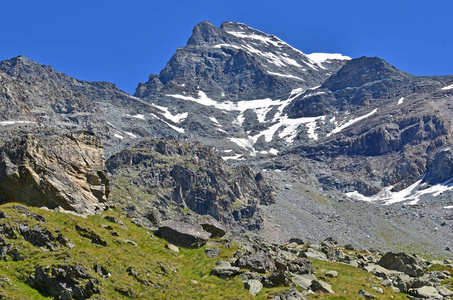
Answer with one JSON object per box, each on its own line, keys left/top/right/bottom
{"left": 225, "top": 31, "right": 285, "bottom": 48}
{"left": 346, "top": 177, "right": 453, "bottom": 205}
{"left": 251, "top": 115, "right": 325, "bottom": 144}
{"left": 132, "top": 114, "right": 145, "bottom": 119}
{"left": 269, "top": 148, "right": 279, "bottom": 155}
{"left": 397, "top": 97, "right": 404, "bottom": 105}
{"left": 222, "top": 154, "right": 245, "bottom": 161}
{"left": 209, "top": 116, "right": 221, "bottom": 126}
{"left": 307, "top": 53, "right": 351, "bottom": 69}
{"left": 150, "top": 113, "right": 185, "bottom": 133}
{"left": 445, "top": 205, "right": 453, "bottom": 209}
{"left": 327, "top": 108, "right": 378, "bottom": 137}
{"left": 0, "top": 120, "right": 36, "bottom": 126}
{"left": 114, "top": 133, "right": 124, "bottom": 140}
{"left": 152, "top": 103, "right": 188, "bottom": 123}
{"left": 213, "top": 43, "right": 241, "bottom": 50}
{"left": 267, "top": 71, "right": 304, "bottom": 81}
{"left": 124, "top": 132, "right": 137, "bottom": 139}
{"left": 441, "top": 84, "right": 453, "bottom": 91}
{"left": 228, "top": 137, "right": 257, "bottom": 156}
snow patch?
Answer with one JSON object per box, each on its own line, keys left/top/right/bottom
{"left": 397, "top": 97, "right": 404, "bottom": 105}
{"left": 228, "top": 137, "right": 256, "bottom": 156}
{"left": 327, "top": 108, "right": 378, "bottom": 137}
{"left": 209, "top": 116, "right": 221, "bottom": 126}
{"left": 346, "top": 177, "right": 453, "bottom": 205}
{"left": 114, "top": 133, "right": 124, "bottom": 140}
{"left": 267, "top": 71, "right": 304, "bottom": 81}
{"left": 222, "top": 154, "right": 245, "bottom": 161}
{"left": 441, "top": 84, "right": 453, "bottom": 91}
{"left": 152, "top": 103, "right": 188, "bottom": 123}
{"left": 307, "top": 53, "right": 351, "bottom": 68}
{"left": 0, "top": 120, "right": 36, "bottom": 126}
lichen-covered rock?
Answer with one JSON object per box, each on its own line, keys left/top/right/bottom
{"left": 0, "top": 130, "right": 109, "bottom": 215}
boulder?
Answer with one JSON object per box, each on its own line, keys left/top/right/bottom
{"left": 358, "top": 289, "right": 376, "bottom": 299}
{"left": 264, "top": 272, "right": 292, "bottom": 287}
{"left": 205, "top": 247, "right": 221, "bottom": 258}
{"left": 244, "top": 279, "right": 263, "bottom": 296}
{"left": 198, "top": 216, "right": 227, "bottom": 238}
{"left": 409, "top": 286, "right": 443, "bottom": 299}
{"left": 157, "top": 220, "right": 210, "bottom": 248}
{"left": 292, "top": 274, "right": 317, "bottom": 290}
{"left": 377, "top": 252, "right": 427, "bottom": 277}
{"left": 310, "top": 280, "right": 334, "bottom": 294}
{"left": 270, "top": 287, "right": 306, "bottom": 300}
{"left": 210, "top": 261, "right": 240, "bottom": 278}
{"left": 235, "top": 253, "right": 276, "bottom": 273}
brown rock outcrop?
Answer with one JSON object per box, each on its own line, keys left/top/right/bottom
{"left": 0, "top": 130, "right": 109, "bottom": 214}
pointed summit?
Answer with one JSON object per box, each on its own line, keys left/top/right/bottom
{"left": 187, "top": 21, "right": 224, "bottom": 46}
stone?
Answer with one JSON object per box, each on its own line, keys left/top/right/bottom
{"left": 205, "top": 247, "right": 221, "bottom": 258}
{"left": 325, "top": 270, "right": 338, "bottom": 278}
{"left": 270, "top": 287, "right": 306, "bottom": 300}
{"left": 244, "top": 279, "right": 263, "bottom": 296}
{"left": 358, "top": 289, "right": 376, "bottom": 299}
{"left": 198, "top": 216, "right": 227, "bottom": 238}
{"left": 288, "top": 238, "right": 304, "bottom": 245}
{"left": 436, "top": 286, "right": 453, "bottom": 297}
{"left": 393, "top": 274, "right": 414, "bottom": 293}
{"left": 93, "top": 264, "right": 111, "bottom": 278}
{"left": 75, "top": 225, "right": 107, "bottom": 246}
{"left": 26, "top": 265, "right": 99, "bottom": 299}
{"left": 210, "top": 262, "right": 240, "bottom": 278}
{"left": 377, "top": 252, "right": 426, "bottom": 277}
{"left": 265, "top": 272, "right": 292, "bottom": 287}
{"left": 310, "top": 280, "right": 334, "bottom": 294}
{"left": 292, "top": 274, "right": 317, "bottom": 290}
{"left": 409, "top": 286, "right": 443, "bottom": 299}
{"left": 299, "top": 250, "right": 328, "bottom": 261}
{"left": 365, "top": 263, "right": 403, "bottom": 279}
{"left": 166, "top": 243, "right": 179, "bottom": 252}
{"left": 157, "top": 220, "right": 210, "bottom": 248}
{"left": 235, "top": 253, "right": 276, "bottom": 273}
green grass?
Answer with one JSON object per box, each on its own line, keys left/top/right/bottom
{"left": 0, "top": 204, "right": 254, "bottom": 299}
{"left": 305, "top": 259, "right": 408, "bottom": 300}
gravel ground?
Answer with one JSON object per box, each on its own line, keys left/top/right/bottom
{"left": 258, "top": 169, "right": 453, "bottom": 259}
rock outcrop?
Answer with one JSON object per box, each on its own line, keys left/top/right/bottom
{"left": 106, "top": 138, "right": 275, "bottom": 230}
{"left": 0, "top": 130, "right": 109, "bottom": 215}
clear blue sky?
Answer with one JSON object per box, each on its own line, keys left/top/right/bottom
{"left": 2, "top": 0, "right": 452, "bottom": 94}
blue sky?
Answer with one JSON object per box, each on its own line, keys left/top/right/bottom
{"left": 2, "top": 0, "right": 452, "bottom": 94}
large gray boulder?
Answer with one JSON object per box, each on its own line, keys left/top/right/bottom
{"left": 377, "top": 252, "right": 427, "bottom": 277}
{"left": 235, "top": 252, "right": 276, "bottom": 273}
{"left": 157, "top": 220, "right": 210, "bottom": 248}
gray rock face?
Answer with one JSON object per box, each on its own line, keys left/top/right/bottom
{"left": 157, "top": 220, "right": 210, "bottom": 248}
{"left": 0, "top": 130, "right": 109, "bottom": 215}
{"left": 377, "top": 252, "right": 427, "bottom": 277}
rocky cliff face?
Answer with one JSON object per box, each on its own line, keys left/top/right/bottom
{"left": 0, "top": 130, "right": 109, "bottom": 214}
{"left": 106, "top": 139, "right": 274, "bottom": 230}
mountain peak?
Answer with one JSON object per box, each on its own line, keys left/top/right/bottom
{"left": 187, "top": 21, "right": 224, "bottom": 46}
{"left": 322, "top": 56, "right": 412, "bottom": 91}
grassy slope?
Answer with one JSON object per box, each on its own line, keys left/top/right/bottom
{"left": 0, "top": 203, "right": 448, "bottom": 299}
